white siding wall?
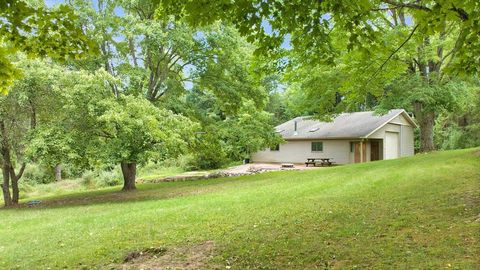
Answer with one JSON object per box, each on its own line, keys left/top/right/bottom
{"left": 251, "top": 140, "right": 352, "bottom": 164}
{"left": 400, "top": 125, "right": 414, "bottom": 156}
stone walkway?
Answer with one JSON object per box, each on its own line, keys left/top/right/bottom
{"left": 221, "top": 163, "right": 321, "bottom": 174}
{"left": 145, "top": 163, "right": 323, "bottom": 183}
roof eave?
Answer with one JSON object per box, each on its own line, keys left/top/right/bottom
{"left": 285, "top": 137, "right": 366, "bottom": 140}
{"left": 364, "top": 110, "right": 418, "bottom": 138}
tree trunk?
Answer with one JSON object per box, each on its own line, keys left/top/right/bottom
{"left": 413, "top": 40, "right": 437, "bottom": 153}
{"left": 413, "top": 101, "right": 435, "bottom": 152}
{"left": 1, "top": 165, "right": 12, "bottom": 207}
{"left": 55, "top": 164, "right": 62, "bottom": 181}
{"left": 0, "top": 120, "right": 12, "bottom": 207}
{"left": 120, "top": 162, "right": 136, "bottom": 191}
{"left": 11, "top": 175, "right": 19, "bottom": 204}
{"left": 418, "top": 112, "right": 435, "bottom": 152}
{"left": 30, "top": 100, "right": 37, "bottom": 129}
{"left": 9, "top": 163, "right": 25, "bottom": 204}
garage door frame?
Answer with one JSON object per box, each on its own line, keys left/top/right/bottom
{"left": 385, "top": 131, "right": 399, "bottom": 160}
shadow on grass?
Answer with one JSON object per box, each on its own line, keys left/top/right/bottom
{"left": 6, "top": 148, "right": 478, "bottom": 211}
{"left": 2, "top": 176, "right": 253, "bottom": 210}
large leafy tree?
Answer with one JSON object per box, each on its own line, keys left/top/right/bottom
{"left": 1, "top": 1, "right": 94, "bottom": 205}
{"left": 282, "top": 3, "right": 475, "bottom": 151}
{"left": 0, "top": 58, "right": 63, "bottom": 206}
{"left": 70, "top": 0, "right": 267, "bottom": 112}
{"left": 95, "top": 96, "right": 195, "bottom": 190}
{"left": 219, "top": 101, "right": 284, "bottom": 161}
{"left": 27, "top": 68, "right": 196, "bottom": 192}
{"left": 70, "top": 0, "right": 274, "bottom": 163}
{"left": 64, "top": 0, "right": 277, "bottom": 173}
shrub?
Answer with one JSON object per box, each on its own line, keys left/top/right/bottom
{"left": 159, "top": 155, "right": 196, "bottom": 171}
{"left": 18, "top": 182, "right": 34, "bottom": 199}
{"left": 22, "top": 164, "right": 53, "bottom": 185}
{"left": 191, "top": 147, "right": 226, "bottom": 170}
{"left": 137, "top": 162, "right": 163, "bottom": 175}
{"left": 95, "top": 169, "right": 122, "bottom": 187}
{"left": 187, "top": 133, "right": 228, "bottom": 170}
{"left": 81, "top": 171, "right": 96, "bottom": 189}
{"left": 81, "top": 169, "right": 122, "bottom": 189}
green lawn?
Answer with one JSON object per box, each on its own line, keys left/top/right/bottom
{"left": 0, "top": 149, "right": 479, "bottom": 269}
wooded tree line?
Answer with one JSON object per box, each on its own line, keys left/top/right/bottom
{"left": 1, "top": 0, "right": 479, "bottom": 206}
{"left": 0, "top": 0, "right": 282, "bottom": 206}
{"left": 159, "top": 0, "right": 480, "bottom": 151}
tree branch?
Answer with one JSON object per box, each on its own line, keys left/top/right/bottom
{"left": 16, "top": 163, "right": 26, "bottom": 181}
{"left": 382, "top": 0, "right": 431, "bottom": 11}
{"left": 369, "top": 24, "right": 419, "bottom": 83}
{"left": 441, "top": 28, "right": 467, "bottom": 79}
{"left": 413, "top": 57, "right": 421, "bottom": 67}
{"left": 128, "top": 37, "right": 138, "bottom": 67}
{"left": 449, "top": 5, "right": 469, "bottom": 21}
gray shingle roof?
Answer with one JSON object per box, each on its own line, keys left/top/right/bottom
{"left": 276, "top": 109, "right": 410, "bottom": 140}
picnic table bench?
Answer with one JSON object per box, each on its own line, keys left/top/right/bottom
{"left": 26, "top": 200, "right": 42, "bottom": 207}
{"left": 305, "top": 158, "right": 335, "bottom": 167}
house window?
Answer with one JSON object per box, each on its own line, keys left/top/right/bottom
{"left": 350, "top": 142, "right": 354, "bottom": 153}
{"left": 311, "top": 142, "right": 323, "bottom": 152}
{"left": 270, "top": 144, "right": 280, "bottom": 151}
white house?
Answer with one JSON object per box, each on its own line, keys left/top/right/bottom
{"left": 252, "top": 109, "right": 418, "bottom": 164}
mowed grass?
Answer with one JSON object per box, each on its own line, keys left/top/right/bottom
{"left": 0, "top": 149, "right": 479, "bottom": 269}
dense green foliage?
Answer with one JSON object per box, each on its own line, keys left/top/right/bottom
{"left": 0, "top": 149, "right": 478, "bottom": 269}
{"left": 183, "top": 90, "right": 283, "bottom": 169}
{"left": 434, "top": 82, "right": 480, "bottom": 149}
{"left": 0, "top": 0, "right": 94, "bottom": 94}
{"left": 0, "top": 58, "right": 64, "bottom": 205}
{"left": 159, "top": 0, "right": 480, "bottom": 74}
{"left": 1, "top": 0, "right": 281, "bottom": 202}
{"left": 159, "top": 0, "right": 480, "bottom": 152}
{"left": 68, "top": 0, "right": 279, "bottom": 165}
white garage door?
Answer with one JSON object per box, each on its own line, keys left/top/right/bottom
{"left": 385, "top": 132, "right": 399, "bottom": 160}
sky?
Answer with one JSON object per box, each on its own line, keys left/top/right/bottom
{"left": 44, "top": 0, "right": 287, "bottom": 46}
{"left": 46, "top": 0, "right": 125, "bottom": 15}
{"left": 45, "top": 0, "right": 66, "bottom": 7}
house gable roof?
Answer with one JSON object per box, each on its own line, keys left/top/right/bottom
{"left": 276, "top": 109, "right": 417, "bottom": 140}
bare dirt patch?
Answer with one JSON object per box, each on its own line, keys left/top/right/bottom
{"left": 119, "top": 241, "right": 217, "bottom": 270}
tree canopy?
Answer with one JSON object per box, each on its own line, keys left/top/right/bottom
{"left": 158, "top": 0, "right": 480, "bottom": 76}
{"left": 156, "top": 0, "right": 480, "bottom": 152}
{"left": 0, "top": 0, "right": 95, "bottom": 94}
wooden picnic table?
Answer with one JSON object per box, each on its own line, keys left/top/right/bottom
{"left": 305, "top": 158, "right": 334, "bottom": 167}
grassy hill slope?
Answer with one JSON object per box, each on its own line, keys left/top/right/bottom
{"left": 0, "top": 148, "right": 479, "bottom": 269}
